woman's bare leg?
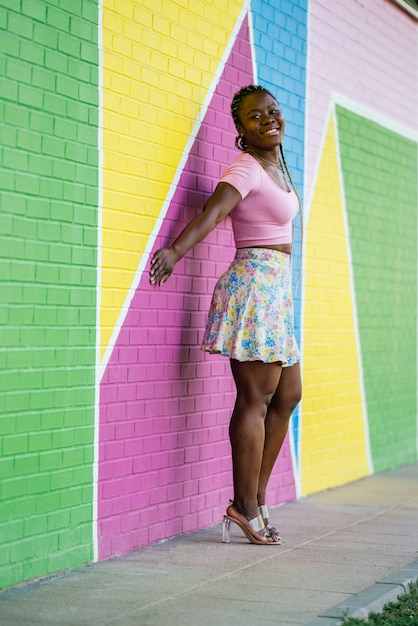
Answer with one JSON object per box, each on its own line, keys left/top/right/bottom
{"left": 229, "top": 359, "right": 282, "bottom": 521}
{"left": 257, "top": 362, "right": 302, "bottom": 507}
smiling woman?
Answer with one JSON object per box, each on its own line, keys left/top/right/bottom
{"left": 149, "top": 85, "right": 303, "bottom": 546}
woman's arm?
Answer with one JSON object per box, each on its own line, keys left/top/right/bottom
{"left": 149, "top": 182, "right": 241, "bottom": 285}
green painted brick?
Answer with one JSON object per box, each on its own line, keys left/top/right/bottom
{"left": 14, "top": 454, "right": 39, "bottom": 476}
{"left": 32, "top": 66, "right": 56, "bottom": 92}
{"left": 0, "top": 282, "right": 24, "bottom": 304}
{"left": 7, "top": 57, "right": 32, "bottom": 84}
{"left": 80, "top": 40, "right": 97, "bottom": 64}
{"left": 46, "top": 287, "right": 70, "bottom": 306}
{"left": 28, "top": 153, "right": 53, "bottom": 176}
{"left": 42, "top": 92, "right": 67, "bottom": 118}
{"left": 47, "top": 510, "right": 71, "bottom": 531}
{"left": 52, "top": 159, "right": 76, "bottom": 181}
{"left": 50, "top": 468, "right": 77, "bottom": 491}
{"left": 39, "top": 177, "right": 64, "bottom": 199}
{"left": 1, "top": 125, "right": 17, "bottom": 147}
{"left": 0, "top": 169, "right": 16, "bottom": 191}
{"left": 65, "top": 141, "right": 88, "bottom": 163}
{"left": 39, "top": 449, "right": 62, "bottom": 468}
{"left": 62, "top": 181, "right": 85, "bottom": 203}
{"left": 29, "top": 390, "right": 58, "bottom": 411}
{"left": 0, "top": 30, "right": 20, "bottom": 56}
{"left": 58, "top": 31, "right": 80, "bottom": 57}
{"left": 23, "top": 240, "right": 49, "bottom": 262}
{"left": 78, "top": 83, "right": 98, "bottom": 106}
{"left": 15, "top": 172, "right": 40, "bottom": 195}
{"left": 48, "top": 242, "right": 72, "bottom": 263}
{"left": 22, "top": 0, "right": 47, "bottom": 22}
{"left": 4, "top": 102, "right": 30, "bottom": 128}
{"left": 49, "top": 201, "right": 74, "bottom": 222}
{"left": 33, "top": 22, "right": 58, "bottom": 48}
{"left": 29, "top": 111, "right": 54, "bottom": 135}
{"left": 17, "top": 128, "right": 42, "bottom": 153}
{"left": 44, "top": 48, "right": 68, "bottom": 73}
{"left": 0, "top": 520, "right": 24, "bottom": 543}
{"left": 3, "top": 146, "right": 29, "bottom": 171}
{"left": 63, "top": 0, "right": 83, "bottom": 17}
{"left": 56, "top": 74, "right": 79, "bottom": 99}
{"left": 19, "top": 39, "right": 45, "bottom": 66}
{"left": 18, "top": 83, "right": 44, "bottom": 109}
{"left": 60, "top": 223, "right": 84, "bottom": 245}
{"left": 0, "top": 7, "right": 6, "bottom": 29}
{"left": 54, "top": 117, "right": 77, "bottom": 140}
{"left": 69, "top": 15, "right": 95, "bottom": 41}
{"left": 62, "top": 447, "right": 85, "bottom": 468}
{"left": 78, "top": 123, "right": 97, "bottom": 147}
{"left": 58, "top": 265, "right": 82, "bottom": 285}
{"left": 8, "top": 11, "right": 35, "bottom": 39}
{"left": 68, "top": 57, "right": 92, "bottom": 83}
{"left": 46, "top": 5, "right": 70, "bottom": 31}
{"left": 1, "top": 477, "right": 27, "bottom": 500}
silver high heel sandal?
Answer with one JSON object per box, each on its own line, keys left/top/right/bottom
{"left": 222, "top": 504, "right": 281, "bottom": 545}
{"left": 258, "top": 504, "right": 281, "bottom": 539}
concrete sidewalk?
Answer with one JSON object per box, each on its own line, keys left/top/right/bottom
{"left": 1, "top": 463, "right": 417, "bottom": 626}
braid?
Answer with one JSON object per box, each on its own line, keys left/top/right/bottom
{"left": 279, "top": 144, "right": 303, "bottom": 234}
{"left": 280, "top": 144, "right": 304, "bottom": 284}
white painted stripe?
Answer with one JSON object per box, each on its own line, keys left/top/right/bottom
{"left": 99, "top": 1, "right": 251, "bottom": 377}
{"left": 92, "top": 0, "right": 104, "bottom": 563}
{"left": 332, "top": 91, "right": 418, "bottom": 141}
{"left": 247, "top": 7, "right": 258, "bottom": 84}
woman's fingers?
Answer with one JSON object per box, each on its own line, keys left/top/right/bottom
{"left": 149, "top": 248, "right": 174, "bottom": 285}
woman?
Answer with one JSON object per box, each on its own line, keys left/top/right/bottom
{"left": 150, "top": 85, "right": 302, "bottom": 545}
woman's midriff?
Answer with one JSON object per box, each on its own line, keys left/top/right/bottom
{"left": 237, "top": 243, "right": 292, "bottom": 255}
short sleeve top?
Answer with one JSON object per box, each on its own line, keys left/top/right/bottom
{"left": 219, "top": 152, "right": 299, "bottom": 248}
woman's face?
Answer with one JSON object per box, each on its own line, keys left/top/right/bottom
{"left": 236, "top": 91, "right": 285, "bottom": 151}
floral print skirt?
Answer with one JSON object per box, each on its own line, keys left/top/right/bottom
{"left": 200, "top": 247, "right": 300, "bottom": 365}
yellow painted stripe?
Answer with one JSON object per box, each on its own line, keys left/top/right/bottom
{"left": 300, "top": 112, "right": 370, "bottom": 495}
{"left": 100, "top": 0, "right": 246, "bottom": 358}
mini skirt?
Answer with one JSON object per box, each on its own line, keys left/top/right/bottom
{"left": 200, "top": 247, "right": 300, "bottom": 365}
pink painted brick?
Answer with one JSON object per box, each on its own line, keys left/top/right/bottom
{"left": 149, "top": 487, "right": 167, "bottom": 506}
{"left": 101, "top": 441, "right": 125, "bottom": 461}
{"left": 184, "top": 446, "right": 200, "bottom": 463}
{"left": 132, "top": 455, "right": 151, "bottom": 474}
{"left": 114, "top": 422, "right": 135, "bottom": 440}
{"left": 127, "top": 366, "right": 147, "bottom": 383}
{"left": 151, "top": 452, "right": 171, "bottom": 471}
{"left": 102, "top": 479, "right": 123, "bottom": 500}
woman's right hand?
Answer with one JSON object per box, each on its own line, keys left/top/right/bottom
{"left": 149, "top": 247, "right": 178, "bottom": 286}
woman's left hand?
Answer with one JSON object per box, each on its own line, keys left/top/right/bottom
{"left": 149, "top": 247, "right": 178, "bottom": 285}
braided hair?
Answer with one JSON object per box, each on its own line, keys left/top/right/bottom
{"left": 231, "top": 85, "right": 303, "bottom": 253}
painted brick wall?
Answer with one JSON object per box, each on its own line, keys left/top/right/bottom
{"left": 1, "top": 0, "right": 417, "bottom": 591}
{"left": 0, "top": 0, "right": 98, "bottom": 589}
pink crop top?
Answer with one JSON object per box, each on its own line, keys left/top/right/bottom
{"left": 220, "top": 152, "right": 299, "bottom": 248}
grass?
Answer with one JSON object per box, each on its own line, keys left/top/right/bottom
{"left": 341, "top": 579, "right": 418, "bottom": 625}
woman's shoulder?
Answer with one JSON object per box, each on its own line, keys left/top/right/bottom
{"left": 220, "top": 152, "right": 262, "bottom": 198}
{"left": 222, "top": 152, "right": 262, "bottom": 178}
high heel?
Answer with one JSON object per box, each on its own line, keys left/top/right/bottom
{"left": 222, "top": 517, "right": 231, "bottom": 543}
{"left": 258, "top": 504, "right": 281, "bottom": 539}
{"left": 222, "top": 504, "right": 281, "bottom": 545}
